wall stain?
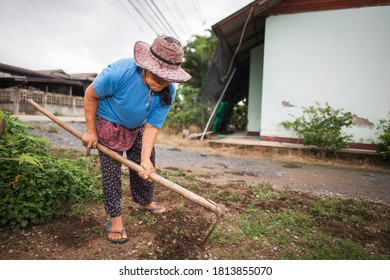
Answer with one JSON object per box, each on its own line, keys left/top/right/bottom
{"left": 352, "top": 114, "right": 374, "bottom": 129}
{"left": 281, "top": 100, "right": 296, "bottom": 107}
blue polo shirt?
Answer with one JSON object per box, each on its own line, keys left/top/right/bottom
{"left": 93, "top": 58, "right": 176, "bottom": 129}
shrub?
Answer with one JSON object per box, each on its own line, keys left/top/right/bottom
{"left": 281, "top": 103, "right": 354, "bottom": 157}
{"left": 0, "top": 110, "right": 101, "bottom": 228}
{"left": 375, "top": 112, "right": 390, "bottom": 160}
{"left": 165, "top": 85, "right": 208, "bottom": 133}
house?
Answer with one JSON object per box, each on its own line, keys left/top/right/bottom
{"left": 199, "top": 0, "right": 390, "bottom": 149}
{"left": 0, "top": 63, "right": 96, "bottom": 96}
{"left": 0, "top": 63, "right": 96, "bottom": 116}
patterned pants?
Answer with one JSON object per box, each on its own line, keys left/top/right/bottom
{"left": 98, "top": 126, "right": 155, "bottom": 217}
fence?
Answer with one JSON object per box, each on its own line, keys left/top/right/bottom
{"left": 0, "top": 88, "right": 84, "bottom": 116}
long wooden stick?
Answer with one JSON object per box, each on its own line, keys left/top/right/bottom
{"left": 27, "top": 99, "right": 226, "bottom": 218}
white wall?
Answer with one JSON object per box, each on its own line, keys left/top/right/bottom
{"left": 261, "top": 6, "right": 390, "bottom": 142}
{"left": 247, "top": 44, "right": 264, "bottom": 133}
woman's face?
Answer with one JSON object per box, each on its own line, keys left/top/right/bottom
{"left": 143, "top": 70, "right": 170, "bottom": 92}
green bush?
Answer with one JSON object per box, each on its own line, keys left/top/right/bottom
{"left": 165, "top": 85, "right": 208, "bottom": 133}
{"left": 375, "top": 112, "right": 390, "bottom": 160}
{"left": 281, "top": 103, "right": 354, "bottom": 157}
{"left": 0, "top": 110, "right": 101, "bottom": 228}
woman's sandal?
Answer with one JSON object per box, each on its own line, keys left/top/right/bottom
{"left": 105, "top": 219, "right": 129, "bottom": 244}
{"left": 136, "top": 204, "right": 165, "bottom": 214}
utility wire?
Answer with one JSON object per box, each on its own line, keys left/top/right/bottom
{"left": 143, "top": 0, "right": 171, "bottom": 34}
{"left": 144, "top": 0, "right": 178, "bottom": 38}
{"left": 150, "top": 0, "right": 181, "bottom": 39}
{"left": 195, "top": 0, "right": 207, "bottom": 26}
{"left": 160, "top": 0, "right": 188, "bottom": 39}
{"left": 172, "top": 0, "right": 193, "bottom": 36}
{"left": 191, "top": 0, "right": 207, "bottom": 28}
{"left": 126, "top": 0, "right": 158, "bottom": 35}
{"left": 116, "top": 0, "right": 151, "bottom": 38}
{"left": 134, "top": 0, "right": 166, "bottom": 34}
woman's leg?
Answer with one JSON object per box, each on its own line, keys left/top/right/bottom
{"left": 99, "top": 150, "right": 127, "bottom": 240}
{"left": 127, "top": 127, "right": 156, "bottom": 205}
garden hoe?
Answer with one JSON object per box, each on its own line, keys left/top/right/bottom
{"left": 27, "top": 99, "right": 226, "bottom": 244}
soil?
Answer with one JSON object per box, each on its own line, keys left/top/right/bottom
{"left": 1, "top": 121, "right": 389, "bottom": 260}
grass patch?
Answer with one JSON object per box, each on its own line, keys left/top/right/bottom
{"left": 156, "top": 167, "right": 196, "bottom": 185}
{"left": 309, "top": 197, "right": 384, "bottom": 225}
{"left": 199, "top": 179, "right": 389, "bottom": 260}
{"left": 248, "top": 182, "right": 277, "bottom": 200}
{"left": 297, "top": 233, "right": 370, "bottom": 260}
{"left": 154, "top": 167, "right": 389, "bottom": 259}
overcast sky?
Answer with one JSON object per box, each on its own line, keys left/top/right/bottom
{"left": 0, "top": 0, "right": 253, "bottom": 74}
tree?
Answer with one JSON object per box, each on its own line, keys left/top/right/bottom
{"left": 164, "top": 32, "right": 217, "bottom": 132}
{"left": 182, "top": 31, "right": 217, "bottom": 88}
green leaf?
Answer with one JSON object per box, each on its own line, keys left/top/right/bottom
{"left": 18, "top": 154, "right": 43, "bottom": 168}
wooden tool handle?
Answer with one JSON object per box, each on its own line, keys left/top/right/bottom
{"left": 27, "top": 99, "right": 225, "bottom": 216}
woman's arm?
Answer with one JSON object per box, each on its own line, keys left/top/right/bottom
{"left": 139, "top": 122, "right": 160, "bottom": 181}
{"left": 82, "top": 83, "right": 100, "bottom": 154}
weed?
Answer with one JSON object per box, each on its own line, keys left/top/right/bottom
{"left": 249, "top": 182, "right": 276, "bottom": 201}
{"left": 47, "top": 125, "right": 58, "bottom": 133}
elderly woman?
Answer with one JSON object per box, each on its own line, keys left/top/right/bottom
{"left": 82, "top": 35, "right": 191, "bottom": 244}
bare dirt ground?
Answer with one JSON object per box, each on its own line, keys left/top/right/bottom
{"left": 0, "top": 121, "right": 389, "bottom": 260}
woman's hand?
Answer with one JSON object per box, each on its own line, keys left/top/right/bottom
{"left": 139, "top": 159, "right": 155, "bottom": 182}
{"left": 82, "top": 131, "right": 98, "bottom": 156}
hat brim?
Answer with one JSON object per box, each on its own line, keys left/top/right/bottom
{"left": 134, "top": 41, "right": 191, "bottom": 83}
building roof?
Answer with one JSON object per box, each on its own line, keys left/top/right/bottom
{"left": 211, "top": 0, "right": 390, "bottom": 71}
{"left": 0, "top": 62, "right": 96, "bottom": 88}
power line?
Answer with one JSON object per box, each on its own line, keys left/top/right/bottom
{"left": 126, "top": 0, "right": 159, "bottom": 35}
{"left": 192, "top": 0, "right": 207, "bottom": 28}
{"left": 134, "top": 0, "right": 167, "bottom": 34}
{"left": 143, "top": 0, "right": 174, "bottom": 36}
{"left": 171, "top": 0, "right": 194, "bottom": 36}
{"left": 194, "top": 0, "right": 208, "bottom": 26}
{"left": 150, "top": 0, "right": 181, "bottom": 39}
{"left": 160, "top": 0, "right": 188, "bottom": 39}
{"left": 145, "top": 1, "right": 168, "bottom": 33}
{"left": 115, "top": 0, "right": 150, "bottom": 37}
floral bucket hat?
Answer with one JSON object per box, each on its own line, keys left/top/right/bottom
{"left": 134, "top": 35, "right": 191, "bottom": 83}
